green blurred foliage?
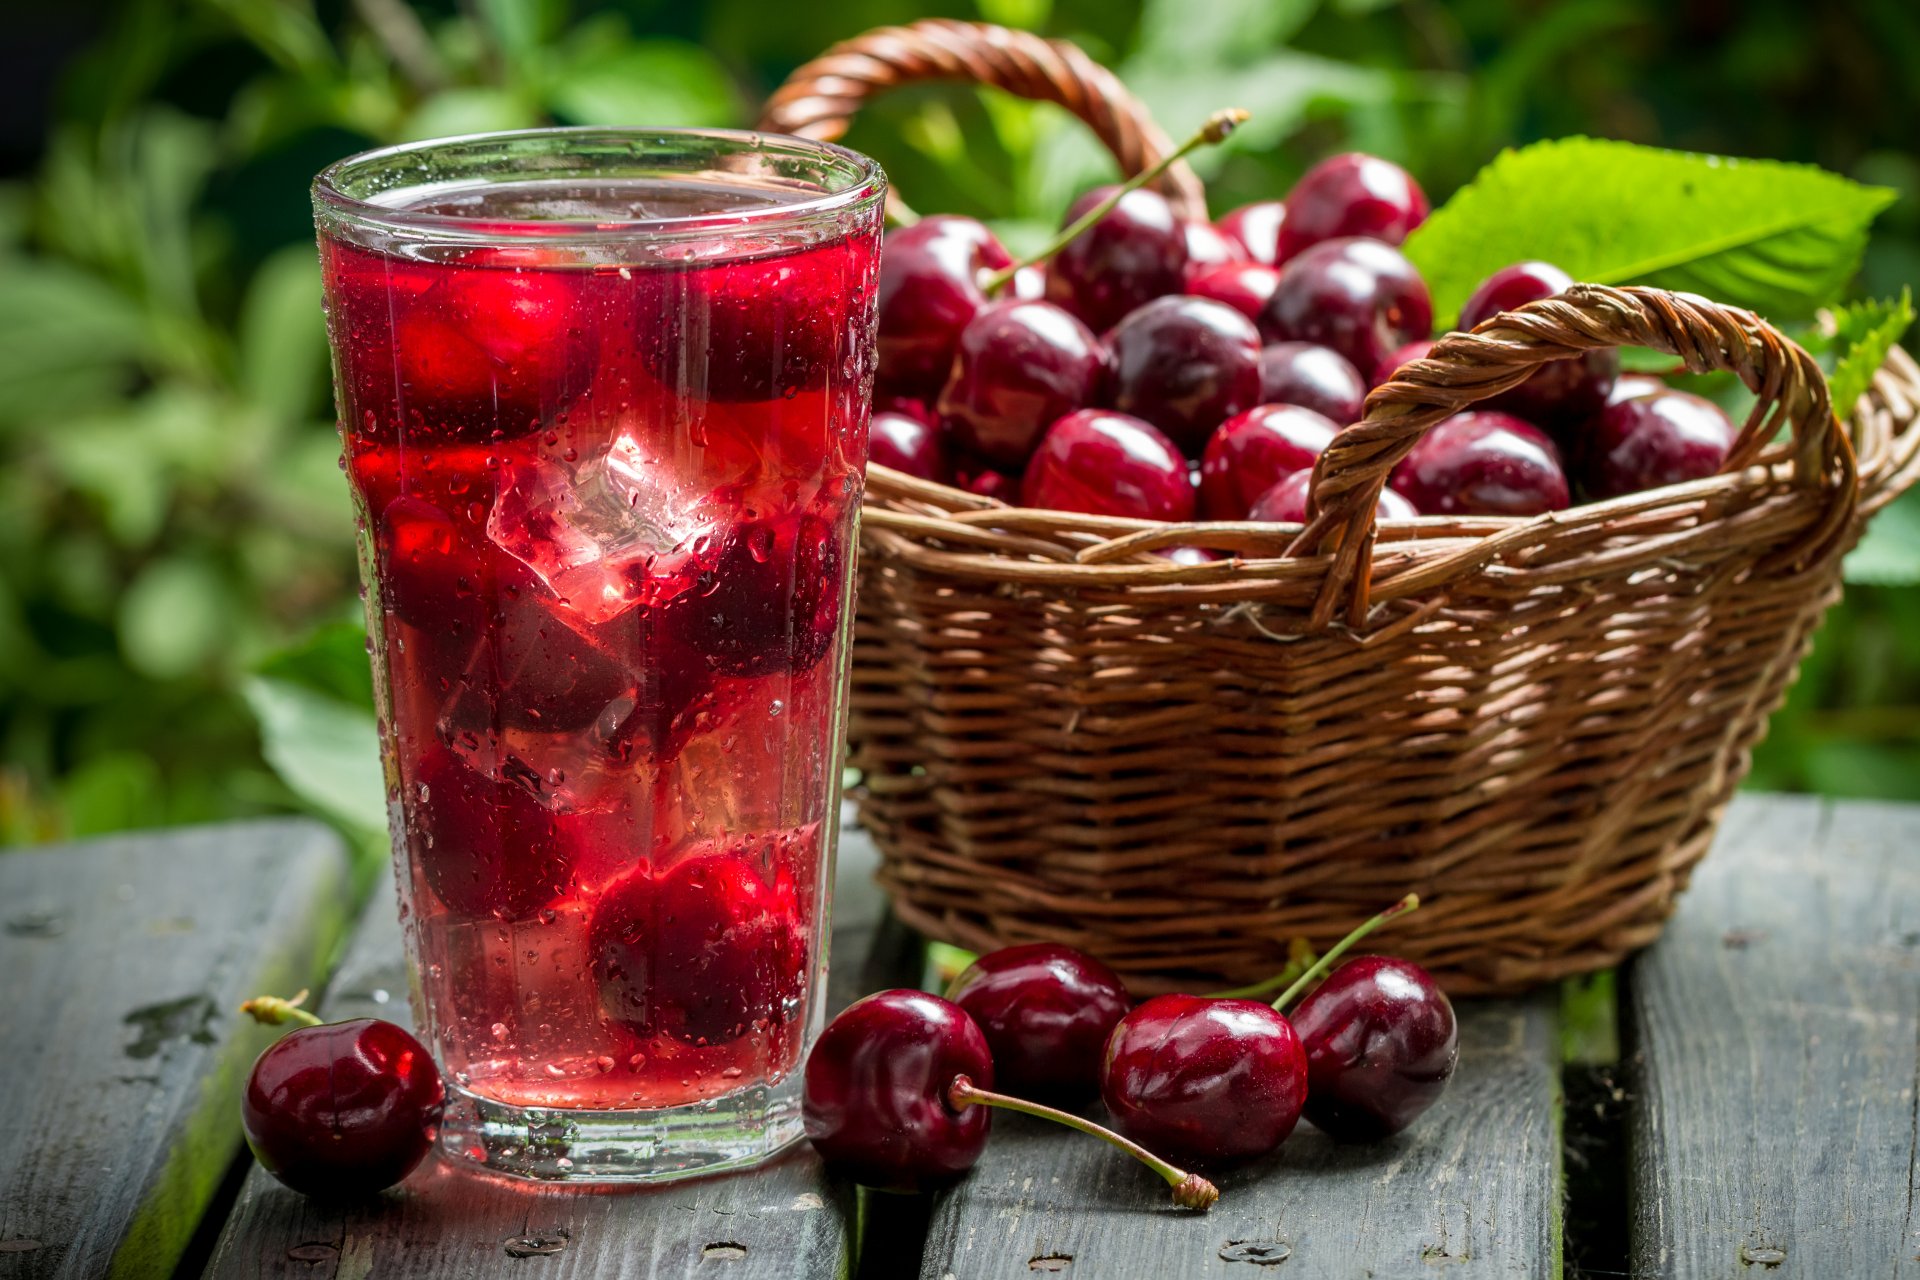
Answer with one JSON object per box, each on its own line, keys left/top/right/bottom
{"left": 1, "top": 0, "right": 1917, "bottom": 848}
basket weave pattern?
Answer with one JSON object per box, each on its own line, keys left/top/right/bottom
{"left": 764, "top": 22, "right": 1920, "bottom": 995}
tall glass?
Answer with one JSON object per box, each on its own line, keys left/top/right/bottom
{"left": 313, "top": 129, "right": 884, "bottom": 1182}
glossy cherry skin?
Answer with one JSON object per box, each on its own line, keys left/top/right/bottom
{"left": 1457, "top": 260, "right": 1618, "bottom": 427}
{"left": 242, "top": 1018, "right": 444, "bottom": 1198}
{"left": 1580, "top": 389, "right": 1737, "bottom": 499}
{"left": 937, "top": 299, "right": 1107, "bottom": 468}
{"left": 1257, "top": 342, "right": 1367, "bottom": 425}
{"left": 1199, "top": 403, "right": 1339, "bottom": 520}
{"left": 1105, "top": 296, "right": 1264, "bottom": 453}
{"left": 945, "top": 943, "right": 1132, "bottom": 1101}
{"left": 1215, "top": 201, "right": 1288, "bottom": 266}
{"left": 1373, "top": 339, "right": 1436, "bottom": 388}
{"left": 1184, "top": 263, "right": 1283, "bottom": 326}
{"left": 1289, "top": 956, "right": 1458, "bottom": 1142}
{"left": 876, "top": 215, "right": 1015, "bottom": 398}
{"left": 410, "top": 746, "right": 566, "bottom": 921}
{"left": 1261, "top": 238, "right": 1433, "bottom": 380}
{"left": 1182, "top": 220, "right": 1248, "bottom": 272}
{"left": 869, "top": 410, "right": 954, "bottom": 483}
{"left": 956, "top": 461, "right": 1019, "bottom": 501}
{"left": 1391, "top": 411, "right": 1571, "bottom": 516}
{"left": 672, "top": 512, "right": 843, "bottom": 678}
{"left": 1021, "top": 410, "right": 1195, "bottom": 521}
{"left": 1249, "top": 469, "right": 1418, "bottom": 524}
{"left": 1100, "top": 995, "right": 1308, "bottom": 1169}
{"left": 802, "top": 989, "right": 995, "bottom": 1192}
{"left": 1277, "top": 153, "right": 1428, "bottom": 260}
{"left": 1046, "top": 186, "right": 1188, "bottom": 334}
{"left": 874, "top": 391, "right": 938, "bottom": 426}
{"left": 1606, "top": 373, "right": 1668, "bottom": 405}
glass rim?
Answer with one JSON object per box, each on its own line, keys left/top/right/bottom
{"left": 312, "top": 125, "right": 886, "bottom": 246}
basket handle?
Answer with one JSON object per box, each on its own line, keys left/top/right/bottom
{"left": 1298, "top": 284, "right": 1858, "bottom": 629}
{"left": 758, "top": 18, "right": 1208, "bottom": 222}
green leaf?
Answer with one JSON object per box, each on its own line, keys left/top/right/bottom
{"left": 1133, "top": 0, "right": 1320, "bottom": 67}
{"left": 254, "top": 620, "right": 375, "bottom": 710}
{"left": 0, "top": 259, "right": 148, "bottom": 426}
{"left": 975, "top": 0, "right": 1052, "bottom": 29}
{"left": 1846, "top": 488, "right": 1920, "bottom": 587}
{"left": 239, "top": 245, "right": 326, "bottom": 426}
{"left": 1404, "top": 138, "right": 1897, "bottom": 328}
{"left": 118, "top": 556, "right": 231, "bottom": 679}
{"left": 401, "top": 87, "right": 541, "bottom": 142}
{"left": 243, "top": 675, "right": 386, "bottom": 832}
{"left": 197, "top": 0, "right": 337, "bottom": 76}
{"left": 1824, "top": 289, "right": 1914, "bottom": 417}
{"left": 547, "top": 40, "right": 741, "bottom": 129}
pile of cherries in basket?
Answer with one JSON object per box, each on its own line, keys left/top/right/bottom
{"left": 802, "top": 896, "right": 1455, "bottom": 1208}
{"left": 869, "top": 150, "right": 1740, "bottom": 528}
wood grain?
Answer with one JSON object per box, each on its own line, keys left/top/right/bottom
{"left": 1628, "top": 793, "right": 1920, "bottom": 1278}
{"left": 918, "top": 997, "right": 1561, "bottom": 1279}
{"left": 0, "top": 820, "right": 352, "bottom": 1280}
{"left": 201, "top": 819, "right": 890, "bottom": 1280}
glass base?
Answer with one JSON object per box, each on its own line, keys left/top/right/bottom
{"left": 437, "top": 1074, "right": 805, "bottom": 1183}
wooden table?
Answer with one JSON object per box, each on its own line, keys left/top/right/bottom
{"left": 1, "top": 794, "right": 1915, "bottom": 1279}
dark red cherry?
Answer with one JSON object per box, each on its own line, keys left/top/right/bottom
{"left": 1249, "top": 469, "right": 1417, "bottom": 524}
{"left": 242, "top": 1018, "right": 444, "bottom": 1197}
{"left": 1105, "top": 297, "right": 1264, "bottom": 453}
{"left": 1100, "top": 994, "right": 1308, "bottom": 1169}
{"left": 937, "top": 299, "right": 1106, "bottom": 468}
{"left": 875, "top": 216, "right": 1015, "bottom": 398}
{"left": 1458, "top": 261, "right": 1617, "bottom": 427}
{"left": 1199, "top": 403, "right": 1339, "bottom": 520}
{"left": 378, "top": 495, "right": 492, "bottom": 634}
{"left": 672, "top": 511, "right": 844, "bottom": 677}
{"left": 1261, "top": 238, "right": 1433, "bottom": 378}
{"left": 802, "top": 989, "right": 994, "bottom": 1192}
{"left": 956, "top": 462, "right": 1019, "bottom": 501}
{"left": 1289, "top": 956, "right": 1458, "bottom": 1142}
{"left": 869, "top": 410, "right": 954, "bottom": 483}
{"left": 1390, "top": 411, "right": 1570, "bottom": 516}
{"left": 1215, "top": 201, "right": 1288, "bottom": 266}
{"left": 946, "top": 943, "right": 1132, "bottom": 1101}
{"left": 1257, "top": 342, "right": 1367, "bottom": 425}
{"left": 1182, "top": 220, "right": 1247, "bottom": 272}
{"left": 1373, "top": 339, "right": 1435, "bottom": 388}
{"left": 1607, "top": 373, "right": 1668, "bottom": 405}
{"left": 409, "top": 746, "right": 566, "bottom": 920}
{"left": 1580, "top": 389, "right": 1737, "bottom": 499}
{"left": 1045, "top": 186, "right": 1187, "bottom": 333}
{"left": 1021, "top": 410, "right": 1195, "bottom": 521}
{"left": 1277, "top": 153, "right": 1428, "bottom": 260}
{"left": 1184, "top": 263, "right": 1283, "bottom": 326}
{"left": 591, "top": 853, "right": 806, "bottom": 1048}
{"left": 874, "top": 391, "right": 938, "bottom": 426}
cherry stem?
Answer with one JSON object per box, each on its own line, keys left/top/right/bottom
{"left": 978, "top": 107, "right": 1251, "bottom": 296}
{"left": 1208, "top": 936, "right": 1317, "bottom": 1000}
{"left": 1271, "top": 893, "right": 1420, "bottom": 1012}
{"left": 946, "top": 1075, "right": 1219, "bottom": 1210}
{"left": 240, "top": 989, "right": 324, "bottom": 1029}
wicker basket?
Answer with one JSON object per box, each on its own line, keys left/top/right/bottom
{"left": 762, "top": 20, "right": 1920, "bottom": 995}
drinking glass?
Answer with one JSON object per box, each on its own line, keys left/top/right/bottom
{"left": 312, "top": 128, "right": 884, "bottom": 1182}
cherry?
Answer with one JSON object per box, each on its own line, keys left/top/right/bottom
{"left": 1277, "top": 153, "right": 1428, "bottom": 260}
{"left": 1390, "top": 411, "right": 1570, "bottom": 517}
{"left": 1215, "top": 201, "right": 1288, "bottom": 265}
{"left": 1288, "top": 956, "right": 1458, "bottom": 1142}
{"left": 1021, "top": 410, "right": 1195, "bottom": 521}
{"left": 875, "top": 215, "right": 1015, "bottom": 398}
{"left": 1579, "top": 388, "right": 1737, "bottom": 499}
{"left": 1372, "top": 338, "right": 1435, "bottom": 388}
{"left": 937, "top": 299, "right": 1107, "bottom": 468}
{"left": 1249, "top": 469, "right": 1417, "bottom": 524}
{"left": 1162, "top": 545, "right": 1217, "bottom": 565}
{"left": 1183, "top": 262, "right": 1283, "bottom": 326}
{"left": 409, "top": 745, "right": 567, "bottom": 920}
{"left": 1182, "top": 220, "right": 1248, "bottom": 272}
{"left": 1045, "top": 186, "right": 1188, "bottom": 333}
{"left": 1104, "top": 296, "right": 1264, "bottom": 453}
{"left": 1198, "top": 403, "right": 1339, "bottom": 521}
{"left": 239, "top": 994, "right": 444, "bottom": 1198}
{"left": 803, "top": 990, "right": 1218, "bottom": 1206}
{"left": 377, "top": 495, "right": 493, "bottom": 634}
{"left": 957, "top": 462, "right": 1019, "bottom": 502}
{"left": 1257, "top": 342, "right": 1367, "bottom": 425}
{"left": 946, "top": 943, "right": 1132, "bottom": 1101}
{"left": 591, "top": 853, "right": 806, "bottom": 1048}
{"left": 671, "top": 511, "right": 844, "bottom": 678}
{"left": 869, "top": 410, "right": 954, "bottom": 483}
{"left": 1261, "top": 238, "right": 1433, "bottom": 379}
{"left": 1608, "top": 374, "right": 1668, "bottom": 404}
{"left": 1457, "top": 261, "right": 1617, "bottom": 428}
{"left": 874, "top": 391, "right": 939, "bottom": 426}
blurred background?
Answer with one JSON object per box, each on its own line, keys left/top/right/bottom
{"left": 3, "top": 0, "right": 1917, "bottom": 858}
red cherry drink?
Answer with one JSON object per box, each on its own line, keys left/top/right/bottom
{"left": 314, "top": 129, "right": 884, "bottom": 1182}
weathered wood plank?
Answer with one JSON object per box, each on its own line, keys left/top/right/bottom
{"left": 919, "top": 997, "right": 1561, "bottom": 1278}
{"left": 202, "top": 818, "right": 889, "bottom": 1280}
{"left": 1628, "top": 793, "right": 1920, "bottom": 1278}
{"left": 0, "top": 820, "right": 352, "bottom": 1280}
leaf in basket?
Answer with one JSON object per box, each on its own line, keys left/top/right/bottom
{"left": 1821, "top": 289, "right": 1914, "bottom": 418}
{"left": 1404, "top": 138, "right": 1896, "bottom": 328}
{"left": 1844, "top": 488, "right": 1920, "bottom": 587}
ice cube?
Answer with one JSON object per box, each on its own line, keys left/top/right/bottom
{"left": 488, "top": 430, "right": 721, "bottom": 625}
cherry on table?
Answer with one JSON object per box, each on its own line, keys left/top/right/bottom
{"left": 876, "top": 215, "right": 1015, "bottom": 398}
{"left": 1257, "top": 342, "right": 1367, "bottom": 425}
{"left": 1390, "top": 411, "right": 1570, "bottom": 516}
{"left": 1198, "top": 403, "right": 1339, "bottom": 521}
{"left": 1457, "top": 260, "right": 1618, "bottom": 428}
{"left": 1288, "top": 956, "right": 1458, "bottom": 1142}
{"left": 1249, "top": 469, "right": 1417, "bottom": 524}
{"left": 1277, "top": 153, "right": 1428, "bottom": 260}
{"left": 1215, "top": 201, "right": 1288, "bottom": 265}
{"left": 1104, "top": 296, "right": 1264, "bottom": 454}
{"left": 946, "top": 943, "right": 1132, "bottom": 1101}
{"left": 1021, "top": 409, "right": 1196, "bottom": 521}
{"left": 869, "top": 410, "right": 955, "bottom": 484}
{"left": 1578, "top": 388, "right": 1737, "bottom": 499}
{"left": 1261, "top": 237, "right": 1433, "bottom": 380}
{"left": 1045, "top": 185, "right": 1188, "bottom": 333}
{"left": 1184, "top": 262, "right": 1283, "bottom": 326}
{"left": 937, "top": 299, "right": 1107, "bottom": 468}
{"left": 1373, "top": 339, "right": 1436, "bottom": 388}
